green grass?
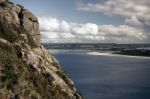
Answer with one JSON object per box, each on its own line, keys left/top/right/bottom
{"left": 0, "top": 47, "right": 71, "bottom": 98}
{"left": 0, "top": 22, "right": 13, "bottom": 42}
{"left": 0, "top": 48, "right": 19, "bottom": 90}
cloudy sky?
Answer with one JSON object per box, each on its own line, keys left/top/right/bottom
{"left": 12, "top": 0, "right": 150, "bottom": 43}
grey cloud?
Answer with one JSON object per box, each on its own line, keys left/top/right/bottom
{"left": 77, "top": 0, "right": 150, "bottom": 43}
{"left": 77, "top": 0, "right": 150, "bottom": 27}
{"left": 77, "top": 0, "right": 150, "bottom": 18}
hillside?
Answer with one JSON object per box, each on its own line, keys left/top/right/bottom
{"left": 0, "top": 0, "right": 82, "bottom": 98}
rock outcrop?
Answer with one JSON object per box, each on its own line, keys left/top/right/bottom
{"left": 0, "top": 0, "right": 82, "bottom": 99}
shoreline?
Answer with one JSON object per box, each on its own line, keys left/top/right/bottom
{"left": 48, "top": 49, "right": 150, "bottom": 59}
{"left": 86, "top": 51, "right": 150, "bottom": 59}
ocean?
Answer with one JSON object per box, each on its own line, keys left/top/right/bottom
{"left": 49, "top": 49, "right": 150, "bottom": 99}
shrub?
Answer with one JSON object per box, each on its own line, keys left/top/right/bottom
{"left": 0, "top": 22, "right": 13, "bottom": 42}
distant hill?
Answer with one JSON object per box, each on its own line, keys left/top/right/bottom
{"left": 43, "top": 43, "right": 150, "bottom": 51}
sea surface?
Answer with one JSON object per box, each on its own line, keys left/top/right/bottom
{"left": 49, "top": 49, "right": 150, "bottom": 99}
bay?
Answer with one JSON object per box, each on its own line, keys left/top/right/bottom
{"left": 49, "top": 49, "right": 150, "bottom": 99}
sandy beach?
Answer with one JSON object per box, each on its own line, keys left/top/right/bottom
{"left": 86, "top": 51, "right": 150, "bottom": 59}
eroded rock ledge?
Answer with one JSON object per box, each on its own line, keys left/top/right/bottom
{"left": 0, "top": 0, "right": 82, "bottom": 98}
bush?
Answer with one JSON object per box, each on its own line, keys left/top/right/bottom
{"left": 0, "top": 22, "right": 13, "bottom": 42}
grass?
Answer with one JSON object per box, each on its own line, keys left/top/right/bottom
{"left": 0, "top": 47, "right": 71, "bottom": 98}
{"left": 27, "top": 70, "right": 70, "bottom": 98}
{"left": 0, "top": 47, "right": 19, "bottom": 90}
{"left": 0, "top": 22, "right": 13, "bottom": 42}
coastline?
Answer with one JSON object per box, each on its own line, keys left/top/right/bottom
{"left": 86, "top": 51, "right": 150, "bottom": 59}
{"left": 48, "top": 49, "right": 150, "bottom": 59}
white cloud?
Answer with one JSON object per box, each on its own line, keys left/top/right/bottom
{"left": 71, "top": 23, "right": 98, "bottom": 35}
{"left": 39, "top": 17, "right": 60, "bottom": 32}
{"left": 60, "top": 21, "right": 71, "bottom": 32}
{"left": 60, "top": 33, "right": 75, "bottom": 39}
{"left": 39, "top": 17, "right": 99, "bottom": 35}
{"left": 38, "top": 16, "right": 147, "bottom": 43}
{"left": 99, "top": 25, "right": 146, "bottom": 40}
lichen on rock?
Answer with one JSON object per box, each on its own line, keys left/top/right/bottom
{"left": 0, "top": 0, "right": 82, "bottom": 99}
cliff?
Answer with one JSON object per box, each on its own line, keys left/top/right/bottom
{"left": 0, "top": 0, "right": 82, "bottom": 99}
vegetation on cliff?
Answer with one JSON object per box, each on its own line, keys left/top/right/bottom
{"left": 0, "top": 0, "right": 82, "bottom": 98}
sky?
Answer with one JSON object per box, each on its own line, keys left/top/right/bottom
{"left": 12, "top": 0, "right": 150, "bottom": 44}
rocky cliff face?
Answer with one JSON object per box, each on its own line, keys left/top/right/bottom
{"left": 0, "top": 0, "right": 82, "bottom": 99}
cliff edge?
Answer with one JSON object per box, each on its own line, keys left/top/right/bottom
{"left": 0, "top": 0, "right": 82, "bottom": 99}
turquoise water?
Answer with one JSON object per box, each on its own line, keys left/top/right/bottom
{"left": 49, "top": 49, "right": 150, "bottom": 99}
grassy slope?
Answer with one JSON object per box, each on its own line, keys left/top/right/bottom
{"left": 0, "top": 46, "right": 70, "bottom": 99}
